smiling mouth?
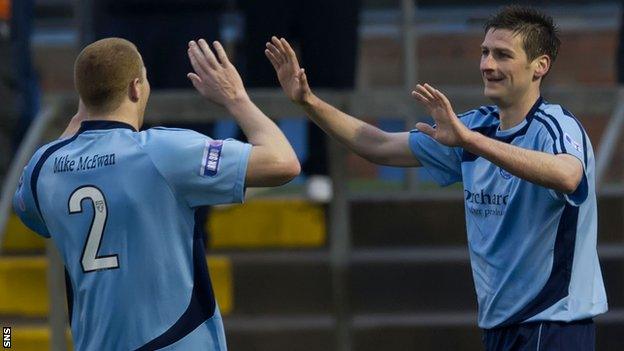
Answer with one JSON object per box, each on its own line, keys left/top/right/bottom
{"left": 485, "top": 77, "right": 504, "bottom": 83}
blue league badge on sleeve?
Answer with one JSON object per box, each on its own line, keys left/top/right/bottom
{"left": 200, "top": 140, "right": 223, "bottom": 177}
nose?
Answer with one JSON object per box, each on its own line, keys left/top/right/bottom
{"left": 480, "top": 53, "right": 495, "bottom": 72}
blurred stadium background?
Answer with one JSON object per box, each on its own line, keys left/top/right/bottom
{"left": 1, "top": 0, "right": 624, "bottom": 350}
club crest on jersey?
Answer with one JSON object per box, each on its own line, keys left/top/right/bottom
{"left": 499, "top": 168, "right": 513, "bottom": 180}
{"left": 95, "top": 200, "right": 105, "bottom": 213}
{"left": 564, "top": 133, "right": 582, "bottom": 152}
{"left": 201, "top": 140, "right": 223, "bottom": 177}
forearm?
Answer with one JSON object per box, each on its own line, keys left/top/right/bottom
{"left": 226, "top": 96, "right": 296, "bottom": 159}
{"left": 300, "top": 94, "right": 388, "bottom": 162}
{"left": 463, "top": 131, "right": 581, "bottom": 193}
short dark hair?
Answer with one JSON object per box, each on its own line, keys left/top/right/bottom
{"left": 485, "top": 6, "right": 561, "bottom": 64}
{"left": 74, "top": 38, "right": 144, "bottom": 114}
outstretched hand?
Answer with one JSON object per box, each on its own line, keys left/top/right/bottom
{"left": 264, "top": 36, "right": 312, "bottom": 105}
{"left": 412, "top": 84, "right": 472, "bottom": 147}
{"left": 187, "top": 39, "right": 248, "bottom": 108}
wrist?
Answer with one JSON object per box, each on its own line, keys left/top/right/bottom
{"left": 460, "top": 129, "right": 481, "bottom": 150}
{"left": 224, "top": 93, "right": 252, "bottom": 112}
{"left": 299, "top": 92, "right": 318, "bottom": 108}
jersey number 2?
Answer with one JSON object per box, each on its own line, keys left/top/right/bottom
{"left": 69, "top": 186, "right": 119, "bottom": 273}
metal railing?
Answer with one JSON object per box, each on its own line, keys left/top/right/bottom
{"left": 0, "top": 83, "right": 623, "bottom": 350}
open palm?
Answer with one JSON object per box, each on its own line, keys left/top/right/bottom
{"left": 412, "top": 84, "right": 471, "bottom": 147}
{"left": 265, "top": 37, "right": 312, "bottom": 105}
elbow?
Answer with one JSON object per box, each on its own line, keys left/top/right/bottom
{"left": 552, "top": 155, "right": 584, "bottom": 194}
{"left": 559, "top": 177, "right": 581, "bottom": 194}
{"left": 273, "top": 156, "right": 301, "bottom": 185}
{"left": 555, "top": 170, "right": 582, "bottom": 194}
{"left": 284, "top": 157, "right": 302, "bottom": 182}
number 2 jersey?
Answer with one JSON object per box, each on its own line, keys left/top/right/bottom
{"left": 14, "top": 120, "right": 252, "bottom": 350}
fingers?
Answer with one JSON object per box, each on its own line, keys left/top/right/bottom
{"left": 196, "top": 39, "right": 220, "bottom": 69}
{"left": 266, "top": 42, "right": 284, "bottom": 65}
{"left": 212, "top": 41, "right": 231, "bottom": 66}
{"left": 411, "top": 90, "right": 429, "bottom": 104}
{"left": 280, "top": 37, "right": 299, "bottom": 65}
{"left": 265, "top": 48, "right": 280, "bottom": 70}
{"left": 187, "top": 42, "right": 210, "bottom": 77}
{"left": 187, "top": 72, "right": 202, "bottom": 90}
{"left": 415, "top": 122, "right": 436, "bottom": 137}
{"left": 271, "top": 36, "right": 287, "bottom": 60}
{"left": 414, "top": 84, "right": 436, "bottom": 102}
{"left": 412, "top": 83, "right": 451, "bottom": 107}
{"left": 431, "top": 87, "right": 454, "bottom": 113}
{"left": 298, "top": 68, "right": 308, "bottom": 86}
{"left": 189, "top": 39, "right": 234, "bottom": 75}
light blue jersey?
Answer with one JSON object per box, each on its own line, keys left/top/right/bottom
{"left": 409, "top": 97, "right": 607, "bottom": 329}
{"left": 14, "top": 120, "right": 251, "bottom": 350}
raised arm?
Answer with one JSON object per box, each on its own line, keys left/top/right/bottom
{"left": 412, "top": 83, "right": 583, "bottom": 194}
{"left": 187, "top": 39, "right": 300, "bottom": 187}
{"left": 265, "top": 37, "right": 420, "bottom": 167}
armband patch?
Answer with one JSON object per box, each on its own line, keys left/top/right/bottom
{"left": 200, "top": 140, "right": 223, "bottom": 177}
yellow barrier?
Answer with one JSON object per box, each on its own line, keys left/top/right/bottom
{"left": 208, "top": 200, "right": 326, "bottom": 249}
{"left": 8, "top": 327, "right": 72, "bottom": 351}
{"left": 0, "top": 257, "right": 48, "bottom": 316}
{"left": 207, "top": 256, "right": 233, "bottom": 315}
{"left": 5, "top": 199, "right": 327, "bottom": 251}
{"left": 0, "top": 256, "right": 233, "bottom": 317}
{"left": 2, "top": 214, "right": 46, "bottom": 252}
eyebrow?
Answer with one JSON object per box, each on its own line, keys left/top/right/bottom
{"left": 480, "top": 46, "right": 515, "bottom": 55}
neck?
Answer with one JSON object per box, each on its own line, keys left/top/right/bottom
{"left": 496, "top": 89, "right": 541, "bottom": 130}
{"left": 85, "top": 105, "right": 141, "bottom": 131}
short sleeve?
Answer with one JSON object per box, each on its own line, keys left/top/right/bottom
{"left": 13, "top": 161, "right": 51, "bottom": 238}
{"left": 408, "top": 130, "right": 462, "bottom": 186}
{"left": 141, "top": 128, "right": 252, "bottom": 207}
{"left": 536, "top": 114, "right": 589, "bottom": 206}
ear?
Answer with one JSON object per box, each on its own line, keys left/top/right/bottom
{"left": 129, "top": 78, "right": 141, "bottom": 102}
{"left": 533, "top": 55, "right": 551, "bottom": 80}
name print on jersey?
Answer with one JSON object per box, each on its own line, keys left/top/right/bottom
{"left": 53, "top": 153, "right": 116, "bottom": 173}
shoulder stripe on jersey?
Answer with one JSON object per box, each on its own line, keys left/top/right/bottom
{"left": 135, "top": 212, "right": 217, "bottom": 351}
{"left": 461, "top": 124, "right": 498, "bottom": 162}
{"left": 560, "top": 107, "right": 589, "bottom": 166}
{"left": 536, "top": 109, "right": 567, "bottom": 154}
{"left": 533, "top": 116, "right": 560, "bottom": 154}
{"left": 496, "top": 203, "right": 578, "bottom": 328}
{"left": 457, "top": 110, "right": 476, "bottom": 118}
{"left": 30, "top": 134, "right": 81, "bottom": 221}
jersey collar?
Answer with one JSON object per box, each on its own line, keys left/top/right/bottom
{"left": 79, "top": 120, "right": 138, "bottom": 133}
{"left": 493, "top": 96, "right": 543, "bottom": 143}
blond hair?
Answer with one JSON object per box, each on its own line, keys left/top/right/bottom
{"left": 74, "top": 38, "right": 144, "bottom": 114}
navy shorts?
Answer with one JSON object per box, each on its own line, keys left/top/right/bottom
{"left": 482, "top": 319, "right": 595, "bottom": 351}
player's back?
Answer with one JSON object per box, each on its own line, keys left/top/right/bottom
{"left": 15, "top": 121, "right": 251, "bottom": 350}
